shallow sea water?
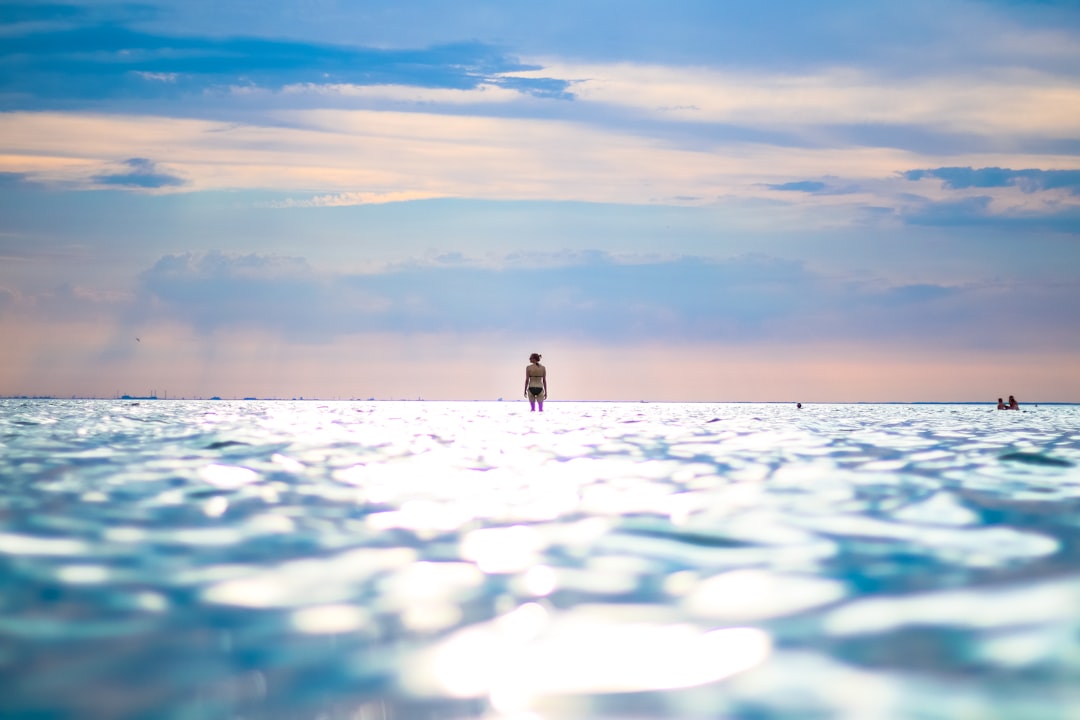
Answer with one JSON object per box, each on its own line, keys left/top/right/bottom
{"left": 2, "top": 400, "right": 1080, "bottom": 720}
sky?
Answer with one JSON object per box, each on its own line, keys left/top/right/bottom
{"left": 1, "top": 0, "right": 1078, "bottom": 402}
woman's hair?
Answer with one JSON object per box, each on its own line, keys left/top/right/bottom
{"left": 529, "top": 353, "right": 542, "bottom": 362}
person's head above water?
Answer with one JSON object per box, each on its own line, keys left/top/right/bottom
{"left": 529, "top": 353, "right": 542, "bottom": 363}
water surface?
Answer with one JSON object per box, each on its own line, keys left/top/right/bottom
{"left": 2, "top": 400, "right": 1079, "bottom": 719}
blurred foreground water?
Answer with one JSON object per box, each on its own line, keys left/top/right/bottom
{"left": 2, "top": 400, "right": 1079, "bottom": 719}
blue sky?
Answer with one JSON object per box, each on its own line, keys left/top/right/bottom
{"left": 1, "top": 0, "right": 1078, "bottom": 400}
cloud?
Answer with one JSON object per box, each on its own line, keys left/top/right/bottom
{"left": 0, "top": 172, "right": 28, "bottom": 186}
{"left": 902, "top": 196, "right": 995, "bottom": 225}
{"left": 766, "top": 181, "right": 828, "bottom": 193}
{"left": 0, "top": 2, "right": 157, "bottom": 27}
{"left": 133, "top": 71, "right": 179, "bottom": 83}
{"left": 147, "top": 251, "right": 311, "bottom": 280}
{"left": 34, "top": 282, "right": 131, "bottom": 321}
{"left": 0, "top": 21, "right": 569, "bottom": 107}
{"left": 3, "top": 107, "right": 1076, "bottom": 231}
{"left": 2, "top": 5, "right": 1078, "bottom": 224}
{"left": 903, "top": 166, "right": 1080, "bottom": 194}
{"left": 137, "top": 251, "right": 385, "bottom": 340}
{"left": 0, "top": 281, "right": 130, "bottom": 323}
{"left": 92, "top": 158, "right": 184, "bottom": 189}
{"left": 0, "top": 286, "right": 14, "bottom": 314}
{"left": 763, "top": 179, "right": 861, "bottom": 195}
{"left": 530, "top": 60, "right": 1080, "bottom": 138}
{"left": 874, "top": 284, "right": 959, "bottom": 305}
{"left": 4, "top": 5, "right": 1078, "bottom": 149}
{"left": 264, "top": 190, "right": 446, "bottom": 208}
{"left": 897, "top": 192, "right": 1080, "bottom": 231}
{"left": 0, "top": 110, "right": 913, "bottom": 204}
{"left": 132, "top": 251, "right": 814, "bottom": 341}
{"left": 118, "top": 1, "right": 1080, "bottom": 78}
{"left": 129, "top": 250, "right": 1080, "bottom": 351}
{"left": 0, "top": 3, "right": 85, "bottom": 24}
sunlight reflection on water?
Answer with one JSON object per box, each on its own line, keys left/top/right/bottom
{"left": 1, "top": 399, "right": 1079, "bottom": 719}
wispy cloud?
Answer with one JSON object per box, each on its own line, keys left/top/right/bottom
{"left": 92, "top": 157, "right": 184, "bottom": 189}
{"left": 263, "top": 191, "right": 447, "bottom": 208}
{"left": 0, "top": 21, "right": 568, "bottom": 108}
{"left": 767, "top": 181, "right": 829, "bottom": 193}
{"left": 6, "top": 109, "right": 1078, "bottom": 226}
{"left": 903, "top": 166, "right": 1080, "bottom": 194}
{"left": 105, "top": 250, "right": 1080, "bottom": 352}
{"left": 523, "top": 61, "right": 1080, "bottom": 138}
{"left": 899, "top": 195, "right": 1080, "bottom": 231}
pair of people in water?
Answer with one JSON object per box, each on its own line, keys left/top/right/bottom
{"left": 997, "top": 395, "right": 1019, "bottom": 410}
{"left": 524, "top": 353, "right": 547, "bottom": 412}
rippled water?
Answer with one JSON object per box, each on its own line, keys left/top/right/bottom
{"left": 2, "top": 400, "right": 1079, "bottom": 719}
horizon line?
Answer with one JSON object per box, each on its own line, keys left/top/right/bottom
{"left": 1, "top": 396, "right": 1075, "bottom": 406}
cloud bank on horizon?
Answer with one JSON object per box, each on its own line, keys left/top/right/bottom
{"left": 1, "top": 0, "right": 1078, "bottom": 400}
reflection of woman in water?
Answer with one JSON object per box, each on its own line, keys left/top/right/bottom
{"left": 524, "top": 353, "right": 547, "bottom": 412}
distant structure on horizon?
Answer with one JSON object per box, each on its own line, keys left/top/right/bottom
{"left": 120, "top": 390, "right": 162, "bottom": 400}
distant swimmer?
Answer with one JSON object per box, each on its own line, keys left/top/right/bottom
{"left": 524, "top": 352, "right": 547, "bottom": 412}
{"left": 797, "top": 402, "right": 802, "bottom": 409}
{"left": 997, "top": 398, "right": 1007, "bottom": 410}
{"left": 1008, "top": 395, "right": 1019, "bottom": 410}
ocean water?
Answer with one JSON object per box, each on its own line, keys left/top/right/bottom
{"left": 2, "top": 399, "right": 1079, "bottom": 720}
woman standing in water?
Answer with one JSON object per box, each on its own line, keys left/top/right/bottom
{"left": 524, "top": 353, "right": 547, "bottom": 412}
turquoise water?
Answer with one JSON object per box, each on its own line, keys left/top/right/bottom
{"left": 2, "top": 400, "right": 1079, "bottom": 719}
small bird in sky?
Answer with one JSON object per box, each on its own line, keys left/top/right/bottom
{"left": 135, "top": 337, "right": 140, "bottom": 342}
